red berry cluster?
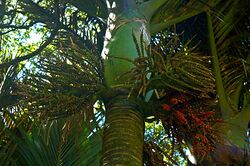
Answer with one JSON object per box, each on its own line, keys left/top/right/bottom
{"left": 160, "top": 93, "right": 222, "bottom": 157}
{"left": 192, "top": 134, "right": 210, "bottom": 156}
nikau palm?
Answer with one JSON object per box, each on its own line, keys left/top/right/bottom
{"left": 0, "top": 0, "right": 249, "bottom": 165}
{"left": 101, "top": 0, "right": 209, "bottom": 165}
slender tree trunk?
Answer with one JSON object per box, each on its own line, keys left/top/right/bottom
{"left": 101, "top": 1, "right": 149, "bottom": 165}
{"left": 101, "top": 94, "right": 144, "bottom": 165}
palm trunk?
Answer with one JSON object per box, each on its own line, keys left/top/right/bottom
{"left": 101, "top": 95, "right": 144, "bottom": 165}
{"left": 101, "top": 1, "right": 149, "bottom": 165}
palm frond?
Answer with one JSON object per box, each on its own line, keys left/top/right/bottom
{"left": 68, "top": 0, "right": 108, "bottom": 19}
{"left": 209, "top": 0, "right": 250, "bottom": 110}
{"left": 219, "top": 56, "right": 250, "bottom": 110}
{"left": 3, "top": 120, "right": 102, "bottom": 166}
{"left": 18, "top": 0, "right": 106, "bottom": 52}
{"left": 18, "top": 33, "right": 104, "bottom": 120}
{"left": 212, "top": 0, "right": 249, "bottom": 58}
{"left": 0, "top": 52, "right": 23, "bottom": 109}
{"left": 150, "top": 0, "right": 214, "bottom": 25}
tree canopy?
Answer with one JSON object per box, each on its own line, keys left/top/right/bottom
{"left": 0, "top": 0, "right": 249, "bottom": 165}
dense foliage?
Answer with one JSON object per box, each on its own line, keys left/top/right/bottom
{"left": 0, "top": 0, "right": 249, "bottom": 165}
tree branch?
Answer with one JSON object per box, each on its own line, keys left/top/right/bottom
{"left": 0, "top": 28, "right": 58, "bottom": 69}
{"left": 0, "top": 22, "right": 37, "bottom": 29}
{"left": 0, "top": 22, "right": 37, "bottom": 35}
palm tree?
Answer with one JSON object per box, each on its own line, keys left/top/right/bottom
{"left": 0, "top": 0, "right": 249, "bottom": 165}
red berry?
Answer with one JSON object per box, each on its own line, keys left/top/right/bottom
{"left": 170, "top": 98, "right": 178, "bottom": 105}
{"left": 161, "top": 104, "right": 171, "bottom": 111}
{"left": 177, "top": 95, "right": 186, "bottom": 102}
{"left": 191, "top": 115, "right": 204, "bottom": 125}
{"left": 176, "top": 111, "right": 188, "bottom": 125}
{"left": 200, "top": 111, "right": 214, "bottom": 119}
